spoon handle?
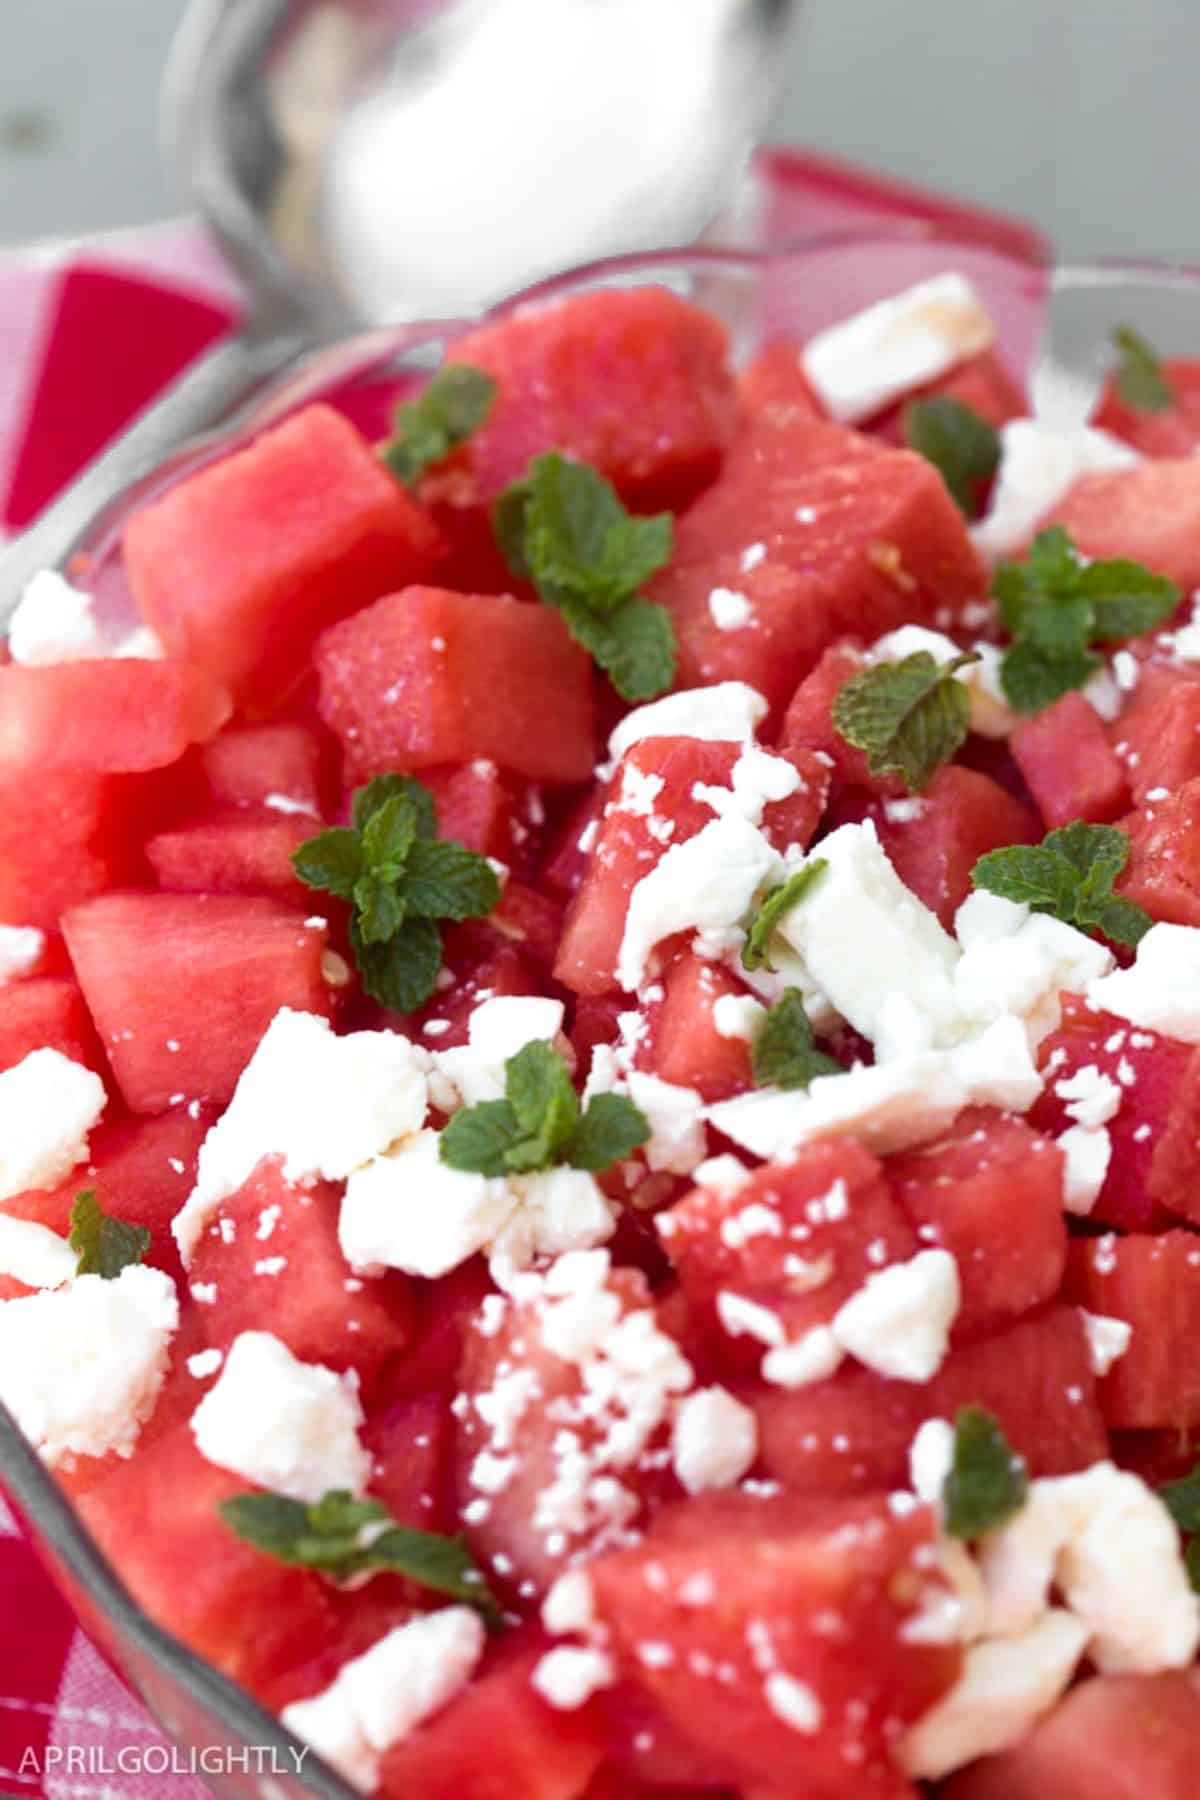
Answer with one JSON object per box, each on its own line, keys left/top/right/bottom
{"left": 0, "top": 325, "right": 305, "bottom": 628}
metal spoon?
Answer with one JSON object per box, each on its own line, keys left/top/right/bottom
{"left": 0, "top": 0, "right": 801, "bottom": 619}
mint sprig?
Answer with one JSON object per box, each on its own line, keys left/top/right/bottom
{"left": 943, "top": 1406, "right": 1028, "bottom": 1540}
{"left": 380, "top": 364, "right": 497, "bottom": 485}
{"left": 440, "top": 1040, "right": 648, "bottom": 1177}
{"left": 219, "top": 1489, "right": 502, "bottom": 1623}
{"left": 493, "top": 452, "right": 676, "bottom": 701}
{"left": 68, "top": 1190, "right": 150, "bottom": 1280}
{"left": 752, "top": 990, "right": 843, "bottom": 1091}
{"left": 971, "top": 819, "right": 1152, "bottom": 948}
{"left": 833, "top": 650, "right": 979, "bottom": 793}
{"left": 1112, "top": 324, "right": 1174, "bottom": 414}
{"left": 741, "top": 861, "right": 828, "bottom": 975}
{"left": 292, "top": 774, "right": 500, "bottom": 1012}
{"left": 903, "top": 395, "right": 1000, "bottom": 519}
{"left": 1159, "top": 1462, "right": 1200, "bottom": 1594}
{"left": 995, "top": 526, "right": 1178, "bottom": 714}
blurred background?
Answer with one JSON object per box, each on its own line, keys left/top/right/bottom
{"left": 2, "top": 0, "right": 1197, "bottom": 261}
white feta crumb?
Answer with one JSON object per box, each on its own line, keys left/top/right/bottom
{"left": 0, "top": 1049, "right": 107, "bottom": 1204}
{"left": 617, "top": 813, "right": 782, "bottom": 992}
{"left": 264, "top": 791, "right": 319, "bottom": 818}
{"left": 340, "top": 1129, "right": 516, "bottom": 1279}
{"left": 281, "top": 1609, "right": 484, "bottom": 1793}
{"left": 432, "top": 995, "right": 565, "bottom": 1111}
{"left": 972, "top": 419, "right": 1140, "bottom": 561}
{"left": 606, "top": 683, "right": 768, "bottom": 763}
{"left": 763, "top": 1671, "right": 823, "bottom": 1734}
{"left": 190, "top": 1330, "right": 370, "bottom": 1503}
{"left": 0, "top": 1215, "right": 76, "bottom": 1290}
{"left": 909, "top": 1418, "right": 956, "bottom": 1507}
{"left": 692, "top": 1154, "right": 753, "bottom": 1195}
{"left": 1089, "top": 923, "right": 1200, "bottom": 1043}
{"left": 711, "top": 992, "right": 766, "bottom": 1041}
{"left": 7, "top": 570, "right": 107, "bottom": 664}
{"left": 531, "top": 1646, "right": 615, "bottom": 1710}
{"left": 0, "top": 925, "right": 44, "bottom": 986}
{"left": 623, "top": 1071, "right": 707, "bottom": 1175}
{"left": 174, "top": 1009, "right": 430, "bottom": 1261}
{"left": 708, "top": 1052, "right": 968, "bottom": 1162}
{"left": 1079, "top": 1310, "right": 1132, "bottom": 1377}
{"left": 707, "top": 587, "right": 753, "bottom": 631}
{"left": 761, "top": 1325, "right": 844, "bottom": 1390}
{"left": 186, "top": 1348, "right": 223, "bottom": 1381}
{"left": 947, "top": 1015, "right": 1044, "bottom": 1113}
{"left": 831, "top": 1250, "right": 960, "bottom": 1383}
{"left": 671, "top": 1386, "right": 758, "bottom": 1494}
{"left": 716, "top": 1292, "right": 785, "bottom": 1349}
{"left": 1058, "top": 1125, "right": 1112, "bottom": 1215}
{"left": 541, "top": 1570, "right": 596, "bottom": 1636}
{"left": 1055, "top": 1064, "right": 1122, "bottom": 1129}
{"left": 0, "top": 1266, "right": 178, "bottom": 1466}
{"left": 801, "top": 273, "right": 995, "bottom": 425}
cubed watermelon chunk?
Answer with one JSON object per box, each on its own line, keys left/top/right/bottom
{"left": 1093, "top": 359, "right": 1200, "bottom": 455}
{"left": 145, "top": 812, "right": 312, "bottom": 899}
{"left": 316, "top": 586, "right": 596, "bottom": 784}
{"left": 361, "top": 1390, "right": 454, "bottom": 1535}
{"left": 752, "top": 1304, "right": 1107, "bottom": 1495}
{"left": 1011, "top": 690, "right": 1130, "bottom": 828}
{"left": 887, "top": 1109, "right": 1067, "bottom": 1337}
{"left": 642, "top": 953, "right": 755, "bottom": 1101}
{"left": 737, "top": 338, "right": 825, "bottom": 416}
{"left": 1117, "top": 779, "right": 1200, "bottom": 926}
{"left": 1048, "top": 458, "right": 1200, "bottom": 590}
{"left": 873, "top": 764, "right": 1040, "bottom": 929}
{"left": 0, "top": 768, "right": 152, "bottom": 928}
{"left": 1109, "top": 663, "right": 1200, "bottom": 806}
{"left": 433, "top": 286, "right": 737, "bottom": 510}
{"left": 586, "top": 1492, "right": 960, "bottom": 1798}
{"left": 123, "top": 404, "right": 443, "bottom": 711}
{"left": 1063, "top": 1231, "right": 1200, "bottom": 1431}
{"left": 0, "top": 977, "right": 105, "bottom": 1075}
{"left": 62, "top": 892, "right": 333, "bottom": 1112}
{"left": 0, "top": 660, "right": 231, "bottom": 773}
{"left": 201, "top": 720, "right": 329, "bottom": 815}
{"left": 419, "top": 760, "right": 528, "bottom": 863}
{"left": 943, "top": 1670, "right": 1200, "bottom": 1800}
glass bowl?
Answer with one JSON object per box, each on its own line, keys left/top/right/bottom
{"left": 3, "top": 235, "right": 1200, "bottom": 1798}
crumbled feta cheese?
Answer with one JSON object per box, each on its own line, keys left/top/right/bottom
{"left": 7, "top": 570, "right": 107, "bottom": 664}
{"left": 671, "top": 1386, "right": 758, "bottom": 1494}
{"left": 1082, "top": 665, "right": 1122, "bottom": 722}
{"left": 775, "top": 823, "right": 963, "bottom": 1060}
{"left": 111, "top": 624, "right": 166, "bottom": 660}
{"left": 1058, "top": 1125, "right": 1112, "bottom": 1215}
{"left": 712, "top": 992, "right": 766, "bottom": 1041}
{"left": 0, "top": 1266, "right": 178, "bottom": 1467}
{"left": 763, "top": 1671, "right": 823, "bottom": 1734}
{"left": 954, "top": 906, "right": 1114, "bottom": 1049}
{"left": 693, "top": 746, "right": 801, "bottom": 829}
{"left": 947, "top": 1014, "right": 1043, "bottom": 1113}
{"left": 1079, "top": 1310, "right": 1132, "bottom": 1377}
{"left": 707, "top": 587, "right": 752, "bottom": 630}
{"left": 340, "top": 1129, "right": 515, "bottom": 1278}
{"left": 0, "top": 924, "right": 44, "bottom": 986}
{"left": 432, "top": 995, "right": 565, "bottom": 1110}
{"left": 606, "top": 683, "right": 768, "bottom": 763}
{"left": 972, "top": 419, "right": 1140, "bottom": 561}
{"left": 954, "top": 891, "right": 1030, "bottom": 948}
{"left": 1055, "top": 1064, "right": 1122, "bottom": 1129}
{"left": 174, "top": 1010, "right": 429, "bottom": 1260}
{"left": 281, "top": 1609, "right": 484, "bottom": 1793}
{"left": 541, "top": 1570, "right": 596, "bottom": 1636}
{"left": 1088, "top": 922, "right": 1200, "bottom": 1042}
{"left": 488, "top": 1165, "right": 617, "bottom": 1281}
{"left": 0, "top": 1049, "right": 107, "bottom": 1204}
{"left": 800, "top": 273, "right": 995, "bottom": 425}
{"left": 692, "top": 1153, "right": 753, "bottom": 1195}
{"left": 617, "top": 814, "right": 781, "bottom": 992}
{"left": 716, "top": 1292, "right": 785, "bottom": 1348}
{"left": 831, "top": 1250, "right": 960, "bottom": 1382}
{"left": 531, "top": 1646, "right": 616, "bottom": 1709}
{"left": 898, "top": 1609, "right": 1088, "bottom": 1780}
{"left": 190, "top": 1331, "right": 370, "bottom": 1503}
{"left": 186, "top": 1348, "right": 223, "bottom": 1381}
{"left": 761, "top": 1325, "right": 844, "bottom": 1390}
{"left": 0, "top": 1215, "right": 76, "bottom": 1290}
{"left": 708, "top": 1053, "right": 968, "bottom": 1162}
{"left": 612, "top": 764, "right": 665, "bottom": 819}
{"left": 1160, "top": 595, "right": 1200, "bottom": 663}
{"left": 909, "top": 1418, "right": 955, "bottom": 1507}
{"left": 623, "top": 1071, "right": 707, "bottom": 1176}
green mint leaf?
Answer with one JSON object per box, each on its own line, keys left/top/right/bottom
{"left": 352, "top": 873, "right": 407, "bottom": 947}
{"left": 352, "top": 774, "right": 437, "bottom": 841}
{"left": 439, "top": 1100, "right": 523, "bottom": 1177}
{"left": 751, "top": 990, "right": 844, "bottom": 1091}
{"left": 566, "top": 1092, "right": 651, "bottom": 1172}
{"left": 502, "top": 1040, "right": 580, "bottom": 1171}
{"left": 943, "top": 1406, "right": 1029, "bottom": 1540}
{"left": 349, "top": 914, "right": 444, "bottom": 1012}
{"left": 1186, "top": 1537, "right": 1200, "bottom": 1595}
{"left": 742, "top": 861, "right": 828, "bottom": 974}
{"left": 971, "top": 820, "right": 1152, "bottom": 948}
{"left": 401, "top": 839, "right": 502, "bottom": 922}
{"left": 68, "top": 1190, "right": 151, "bottom": 1280}
{"left": 380, "top": 364, "right": 497, "bottom": 486}
{"left": 290, "top": 827, "right": 363, "bottom": 902}
{"left": 832, "top": 651, "right": 978, "bottom": 793}
{"left": 494, "top": 451, "right": 676, "bottom": 701}
{"left": 996, "top": 527, "right": 1178, "bottom": 715}
{"left": 219, "top": 1489, "right": 502, "bottom": 1622}
{"left": 1112, "top": 324, "right": 1174, "bottom": 413}
{"left": 903, "top": 395, "right": 1000, "bottom": 518}
{"left": 359, "top": 793, "right": 420, "bottom": 876}
{"left": 1159, "top": 1462, "right": 1200, "bottom": 1534}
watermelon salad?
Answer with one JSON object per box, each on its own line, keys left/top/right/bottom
{"left": 4, "top": 271, "right": 1200, "bottom": 1799}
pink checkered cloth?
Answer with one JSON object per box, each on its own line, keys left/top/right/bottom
{"left": 0, "top": 156, "right": 1046, "bottom": 1799}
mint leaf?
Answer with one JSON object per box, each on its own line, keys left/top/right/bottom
{"left": 219, "top": 1489, "right": 502, "bottom": 1622}
{"left": 440, "top": 1042, "right": 648, "bottom": 1177}
{"left": 943, "top": 1406, "right": 1028, "bottom": 1540}
{"left": 833, "top": 650, "right": 978, "bottom": 793}
{"left": 68, "top": 1190, "right": 151, "bottom": 1280}
{"left": 971, "top": 820, "right": 1152, "bottom": 948}
{"left": 565, "top": 1092, "right": 650, "bottom": 1171}
{"left": 493, "top": 452, "right": 676, "bottom": 701}
{"left": 1112, "top": 324, "right": 1174, "bottom": 413}
{"left": 752, "top": 990, "right": 843, "bottom": 1091}
{"left": 903, "top": 395, "right": 1000, "bottom": 518}
{"left": 996, "top": 527, "right": 1178, "bottom": 714}
{"left": 1160, "top": 1462, "right": 1200, "bottom": 1534}
{"left": 294, "top": 776, "right": 498, "bottom": 1011}
{"left": 742, "top": 861, "right": 828, "bottom": 974}
{"left": 380, "top": 364, "right": 497, "bottom": 486}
